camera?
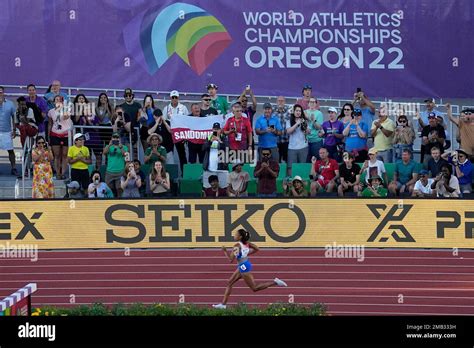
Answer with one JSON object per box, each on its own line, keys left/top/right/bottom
{"left": 117, "top": 111, "right": 123, "bottom": 116}
{"left": 300, "top": 120, "right": 308, "bottom": 132}
{"left": 112, "top": 139, "right": 119, "bottom": 145}
{"left": 117, "top": 121, "right": 124, "bottom": 127}
{"left": 270, "top": 125, "right": 275, "bottom": 129}
{"left": 356, "top": 87, "right": 362, "bottom": 93}
{"left": 213, "top": 131, "right": 218, "bottom": 136}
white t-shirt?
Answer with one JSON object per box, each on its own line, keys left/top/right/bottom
{"left": 208, "top": 140, "right": 219, "bottom": 171}
{"left": 414, "top": 178, "right": 434, "bottom": 194}
{"left": 436, "top": 176, "right": 461, "bottom": 197}
{"left": 364, "top": 160, "right": 386, "bottom": 184}
{"left": 286, "top": 119, "right": 308, "bottom": 150}
{"left": 162, "top": 103, "right": 189, "bottom": 121}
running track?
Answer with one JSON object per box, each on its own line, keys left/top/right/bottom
{"left": 1, "top": 249, "right": 474, "bottom": 315}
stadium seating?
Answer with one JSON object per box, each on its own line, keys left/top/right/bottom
{"left": 180, "top": 164, "right": 203, "bottom": 194}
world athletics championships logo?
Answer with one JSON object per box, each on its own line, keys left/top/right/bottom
{"left": 123, "top": 2, "right": 232, "bottom": 75}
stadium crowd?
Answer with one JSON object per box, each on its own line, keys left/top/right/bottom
{"left": 0, "top": 81, "right": 473, "bottom": 199}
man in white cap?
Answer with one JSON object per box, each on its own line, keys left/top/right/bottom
{"left": 65, "top": 181, "right": 84, "bottom": 198}
{"left": 162, "top": 90, "right": 189, "bottom": 172}
{"left": 67, "top": 133, "right": 91, "bottom": 191}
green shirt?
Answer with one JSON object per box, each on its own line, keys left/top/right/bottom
{"left": 395, "top": 160, "right": 418, "bottom": 185}
{"left": 361, "top": 187, "right": 388, "bottom": 197}
{"left": 106, "top": 145, "right": 129, "bottom": 174}
{"left": 306, "top": 109, "right": 324, "bottom": 143}
{"left": 144, "top": 146, "right": 167, "bottom": 166}
{"left": 211, "top": 96, "right": 229, "bottom": 115}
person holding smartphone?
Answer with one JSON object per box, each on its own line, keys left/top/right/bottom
{"left": 255, "top": 103, "right": 282, "bottom": 161}
{"left": 121, "top": 161, "right": 142, "bottom": 198}
{"left": 104, "top": 132, "right": 129, "bottom": 197}
{"left": 32, "top": 135, "right": 54, "bottom": 198}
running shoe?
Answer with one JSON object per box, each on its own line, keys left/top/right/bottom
{"left": 274, "top": 278, "right": 288, "bottom": 287}
{"left": 212, "top": 303, "right": 227, "bottom": 309}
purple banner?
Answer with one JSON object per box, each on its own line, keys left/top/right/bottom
{"left": 0, "top": 0, "right": 473, "bottom": 98}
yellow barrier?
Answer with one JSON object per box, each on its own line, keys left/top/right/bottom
{"left": 0, "top": 199, "right": 473, "bottom": 249}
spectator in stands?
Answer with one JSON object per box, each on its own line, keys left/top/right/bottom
{"left": 72, "top": 94, "right": 102, "bottom": 170}
{"left": 426, "top": 146, "right": 448, "bottom": 178}
{"left": 133, "top": 160, "right": 147, "bottom": 197}
{"left": 337, "top": 152, "right": 362, "bottom": 197}
{"left": 283, "top": 176, "right": 309, "bottom": 197}
{"left": 286, "top": 104, "right": 310, "bottom": 176}
{"left": 447, "top": 104, "right": 474, "bottom": 158}
{"left": 320, "top": 107, "right": 344, "bottom": 162}
{"left": 87, "top": 170, "right": 113, "bottom": 198}
{"left": 49, "top": 95, "right": 73, "bottom": 179}
{"left": 342, "top": 107, "right": 369, "bottom": 163}
{"left": 360, "top": 175, "right": 388, "bottom": 197}
{"left": 275, "top": 96, "right": 290, "bottom": 163}
{"left": 163, "top": 90, "right": 188, "bottom": 172}
{"left": 188, "top": 103, "right": 206, "bottom": 164}
{"left": 338, "top": 102, "right": 353, "bottom": 123}
{"left": 144, "top": 133, "right": 167, "bottom": 168}
{"left": 388, "top": 149, "right": 418, "bottom": 196}
{"left": 112, "top": 106, "right": 131, "bottom": 147}
{"left": 421, "top": 112, "right": 446, "bottom": 166}
{"left": 26, "top": 84, "right": 47, "bottom": 137}
{"left": 296, "top": 84, "right": 313, "bottom": 110}
{"left": 67, "top": 133, "right": 91, "bottom": 191}
{"left": 227, "top": 161, "right": 249, "bottom": 197}
{"left": 95, "top": 92, "right": 114, "bottom": 153}
{"left": 119, "top": 88, "right": 142, "bottom": 142}
{"left": 416, "top": 98, "right": 444, "bottom": 163}
{"left": 65, "top": 181, "right": 83, "bottom": 199}
{"left": 392, "top": 114, "right": 415, "bottom": 162}
{"left": 139, "top": 94, "right": 156, "bottom": 151}
{"left": 147, "top": 109, "right": 174, "bottom": 164}
{"left": 207, "top": 83, "right": 229, "bottom": 115}
{"left": 202, "top": 122, "right": 228, "bottom": 188}
{"left": 0, "top": 87, "right": 18, "bottom": 176}
{"left": 417, "top": 98, "right": 445, "bottom": 129}
{"left": 254, "top": 149, "right": 280, "bottom": 197}
{"left": 15, "top": 96, "right": 38, "bottom": 148}
{"left": 371, "top": 106, "right": 395, "bottom": 163}
{"left": 352, "top": 89, "right": 376, "bottom": 142}
{"left": 238, "top": 86, "right": 257, "bottom": 124}
{"left": 310, "top": 147, "right": 339, "bottom": 197}
{"left": 44, "top": 80, "right": 69, "bottom": 111}
{"left": 412, "top": 169, "right": 436, "bottom": 198}
{"left": 31, "top": 135, "right": 54, "bottom": 198}
{"left": 306, "top": 98, "right": 324, "bottom": 161}
{"left": 255, "top": 102, "right": 282, "bottom": 161}
{"left": 442, "top": 149, "right": 473, "bottom": 194}
{"left": 121, "top": 161, "right": 142, "bottom": 198}
{"left": 149, "top": 160, "right": 171, "bottom": 197}
{"left": 223, "top": 102, "right": 253, "bottom": 153}
{"left": 432, "top": 164, "right": 460, "bottom": 198}
{"left": 203, "top": 174, "right": 227, "bottom": 198}
{"left": 104, "top": 132, "right": 129, "bottom": 198}
{"left": 361, "top": 148, "right": 388, "bottom": 186}
{"left": 200, "top": 94, "right": 218, "bottom": 116}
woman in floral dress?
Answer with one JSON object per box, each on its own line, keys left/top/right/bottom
{"left": 32, "top": 135, "right": 54, "bottom": 198}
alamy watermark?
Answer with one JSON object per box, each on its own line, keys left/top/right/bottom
{"left": 324, "top": 242, "right": 365, "bottom": 262}
{"left": 0, "top": 242, "right": 38, "bottom": 262}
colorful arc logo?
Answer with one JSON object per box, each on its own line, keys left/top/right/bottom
{"left": 124, "top": 2, "right": 232, "bottom": 75}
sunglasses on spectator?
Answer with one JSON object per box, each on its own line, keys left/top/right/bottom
{"left": 262, "top": 153, "right": 271, "bottom": 156}
{"left": 171, "top": 96, "right": 178, "bottom": 99}
{"left": 344, "top": 108, "right": 352, "bottom": 111}
{"left": 125, "top": 94, "right": 133, "bottom": 97}
{"left": 464, "top": 112, "right": 472, "bottom": 115}
{"left": 398, "top": 120, "right": 407, "bottom": 123}
{"left": 37, "top": 141, "right": 45, "bottom": 144}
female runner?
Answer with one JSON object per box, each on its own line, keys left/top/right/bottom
{"left": 213, "top": 229, "right": 287, "bottom": 309}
